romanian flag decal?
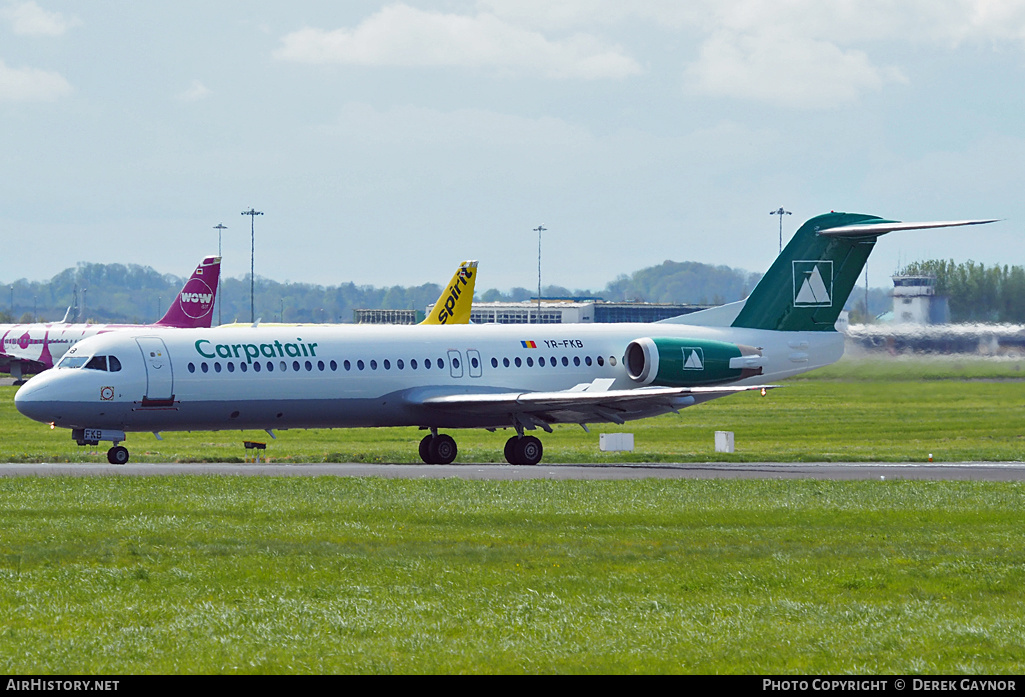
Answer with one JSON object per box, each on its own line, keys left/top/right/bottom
{"left": 521, "top": 340, "right": 537, "bottom": 349}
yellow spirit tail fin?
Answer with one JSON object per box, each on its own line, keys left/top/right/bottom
{"left": 421, "top": 260, "right": 478, "bottom": 325}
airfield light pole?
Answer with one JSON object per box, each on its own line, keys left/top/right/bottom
{"left": 771, "top": 207, "right": 791, "bottom": 253}
{"left": 213, "top": 223, "right": 227, "bottom": 257}
{"left": 241, "top": 209, "right": 263, "bottom": 323}
{"left": 213, "top": 223, "right": 227, "bottom": 326}
{"left": 534, "top": 224, "right": 546, "bottom": 324}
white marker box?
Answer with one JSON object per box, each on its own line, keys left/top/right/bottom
{"left": 715, "top": 431, "right": 735, "bottom": 453}
{"left": 599, "top": 433, "right": 634, "bottom": 452}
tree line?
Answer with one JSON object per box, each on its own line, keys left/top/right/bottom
{"left": 5, "top": 258, "right": 1019, "bottom": 326}
{"left": 1, "top": 258, "right": 765, "bottom": 324}
{"left": 3, "top": 258, "right": 1019, "bottom": 325}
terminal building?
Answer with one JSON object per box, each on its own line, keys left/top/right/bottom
{"left": 428, "top": 299, "right": 713, "bottom": 324}
{"left": 356, "top": 300, "right": 712, "bottom": 325}
{"left": 352, "top": 308, "right": 424, "bottom": 324}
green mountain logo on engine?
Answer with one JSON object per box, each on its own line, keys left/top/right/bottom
{"left": 682, "top": 347, "right": 704, "bottom": 370}
{"left": 793, "top": 261, "right": 833, "bottom": 307}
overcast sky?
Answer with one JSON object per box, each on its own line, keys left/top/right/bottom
{"left": 2, "top": 1, "right": 1023, "bottom": 294}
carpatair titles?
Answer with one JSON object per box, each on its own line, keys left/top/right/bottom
{"left": 195, "top": 338, "right": 319, "bottom": 364}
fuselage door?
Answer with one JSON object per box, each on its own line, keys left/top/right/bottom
{"left": 467, "top": 349, "right": 482, "bottom": 378}
{"left": 447, "top": 349, "right": 464, "bottom": 379}
{"left": 135, "top": 336, "right": 174, "bottom": 403}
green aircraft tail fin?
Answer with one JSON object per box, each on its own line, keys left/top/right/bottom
{"left": 731, "top": 212, "right": 996, "bottom": 332}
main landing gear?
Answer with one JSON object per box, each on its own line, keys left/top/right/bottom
{"left": 417, "top": 429, "right": 544, "bottom": 466}
{"left": 419, "top": 432, "right": 458, "bottom": 464}
{"left": 504, "top": 435, "right": 543, "bottom": 466}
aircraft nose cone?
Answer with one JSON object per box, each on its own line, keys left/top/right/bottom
{"left": 14, "top": 377, "right": 55, "bottom": 423}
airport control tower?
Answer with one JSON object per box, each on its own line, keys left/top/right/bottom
{"left": 891, "top": 273, "right": 949, "bottom": 324}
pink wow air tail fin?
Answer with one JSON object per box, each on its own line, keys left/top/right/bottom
{"left": 154, "top": 256, "right": 221, "bottom": 328}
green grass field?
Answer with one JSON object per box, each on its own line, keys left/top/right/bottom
{"left": 1, "top": 477, "right": 1023, "bottom": 674}
{"left": 1, "top": 355, "right": 1024, "bottom": 674}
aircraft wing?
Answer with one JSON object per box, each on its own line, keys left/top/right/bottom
{"left": 415, "top": 383, "right": 776, "bottom": 431}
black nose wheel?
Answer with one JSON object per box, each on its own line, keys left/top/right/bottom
{"left": 107, "top": 446, "right": 130, "bottom": 465}
{"left": 504, "top": 435, "right": 543, "bottom": 465}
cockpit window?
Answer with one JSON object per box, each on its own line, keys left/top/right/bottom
{"left": 61, "top": 355, "right": 121, "bottom": 371}
{"left": 58, "top": 355, "right": 90, "bottom": 369}
{"left": 84, "top": 356, "right": 108, "bottom": 371}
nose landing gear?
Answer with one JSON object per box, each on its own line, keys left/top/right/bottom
{"left": 72, "top": 429, "right": 130, "bottom": 465}
{"left": 107, "top": 446, "right": 130, "bottom": 465}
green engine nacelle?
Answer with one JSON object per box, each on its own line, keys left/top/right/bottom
{"left": 625, "top": 337, "right": 764, "bottom": 387}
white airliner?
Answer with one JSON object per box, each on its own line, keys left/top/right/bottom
{"left": 15, "top": 213, "right": 995, "bottom": 465}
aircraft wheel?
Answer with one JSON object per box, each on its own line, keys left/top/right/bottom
{"left": 517, "top": 436, "right": 543, "bottom": 466}
{"left": 506, "top": 436, "right": 543, "bottom": 465}
{"left": 107, "top": 446, "right": 130, "bottom": 465}
{"left": 429, "top": 434, "right": 457, "bottom": 465}
{"left": 504, "top": 437, "right": 518, "bottom": 465}
{"left": 418, "top": 435, "right": 435, "bottom": 464}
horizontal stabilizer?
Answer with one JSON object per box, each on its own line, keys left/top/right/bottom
{"left": 817, "top": 219, "right": 998, "bottom": 238}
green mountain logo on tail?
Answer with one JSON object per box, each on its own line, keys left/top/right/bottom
{"left": 793, "top": 261, "right": 833, "bottom": 307}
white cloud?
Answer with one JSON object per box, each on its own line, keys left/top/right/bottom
{"left": 478, "top": 0, "right": 1025, "bottom": 42}
{"left": 476, "top": 0, "right": 697, "bottom": 30}
{"left": 273, "top": 3, "right": 642, "bottom": 80}
{"left": 479, "top": 1, "right": 1025, "bottom": 107}
{"left": 176, "top": 80, "right": 211, "bottom": 102}
{"left": 668, "top": 0, "right": 1025, "bottom": 45}
{"left": 961, "top": 0, "right": 1025, "bottom": 43}
{"left": 0, "top": 59, "right": 71, "bottom": 101}
{"left": 685, "top": 31, "right": 907, "bottom": 108}
{"left": 1, "top": 1, "right": 79, "bottom": 37}
{"left": 669, "top": 1, "right": 1025, "bottom": 108}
